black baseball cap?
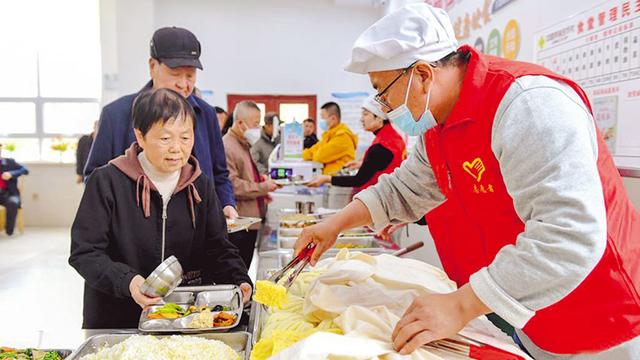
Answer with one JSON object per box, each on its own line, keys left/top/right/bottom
{"left": 150, "top": 27, "right": 203, "bottom": 70}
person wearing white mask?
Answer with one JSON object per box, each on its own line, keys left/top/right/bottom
{"left": 223, "top": 100, "right": 278, "bottom": 268}
{"left": 296, "top": 3, "right": 640, "bottom": 359}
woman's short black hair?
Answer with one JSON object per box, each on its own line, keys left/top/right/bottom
{"left": 214, "top": 106, "right": 227, "bottom": 115}
{"left": 132, "top": 88, "right": 197, "bottom": 137}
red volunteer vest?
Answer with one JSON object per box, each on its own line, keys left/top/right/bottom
{"left": 358, "top": 123, "right": 406, "bottom": 191}
{"left": 424, "top": 45, "right": 640, "bottom": 354}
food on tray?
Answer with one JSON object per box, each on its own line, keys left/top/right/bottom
{"left": 188, "top": 309, "right": 213, "bottom": 328}
{"left": 227, "top": 217, "right": 260, "bottom": 233}
{"left": 78, "top": 335, "right": 240, "bottom": 360}
{"left": 148, "top": 302, "right": 234, "bottom": 321}
{"left": 212, "top": 305, "right": 231, "bottom": 311}
{"left": 334, "top": 243, "right": 368, "bottom": 249}
{"left": 279, "top": 214, "right": 317, "bottom": 228}
{"left": 226, "top": 219, "right": 240, "bottom": 231}
{"left": 188, "top": 310, "right": 238, "bottom": 329}
{"left": 213, "top": 312, "right": 237, "bottom": 327}
{"left": 253, "top": 280, "right": 288, "bottom": 308}
{"left": 1, "top": 348, "right": 64, "bottom": 360}
{"left": 148, "top": 303, "right": 190, "bottom": 319}
{"left": 250, "top": 271, "right": 343, "bottom": 360}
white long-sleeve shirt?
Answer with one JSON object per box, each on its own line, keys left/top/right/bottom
{"left": 355, "top": 75, "right": 640, "bottom": 359}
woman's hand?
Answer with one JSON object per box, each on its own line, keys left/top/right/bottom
{"left": 239, "top": 282, "right": 252, "bottom": 304}
{"left": 129, "top": 275, "right": 161, "bottom": 309}
{"left": 344, "top": 160, "right": 362, "bottom": 169}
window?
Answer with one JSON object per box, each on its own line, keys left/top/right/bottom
{"left": 0, "top": 0, "right": 101, "bottom": 162}
{"left": 227, "top": 95, "right": 317, "bottom": 126}
{"left": 279, "top": 103, "right": 310, "bottom": 123}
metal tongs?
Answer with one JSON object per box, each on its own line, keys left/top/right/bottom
{"left": 268, "top": 243, "right": 316, "bottom": 289}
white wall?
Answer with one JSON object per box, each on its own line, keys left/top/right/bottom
{"left": 16, "top": 0, "right": 383, "bottom": 227}
{"left": 20, "top": 163, "right": 84, "bottom": 227}
{"left": 104, "top": 0, "right": 383, "bottom": 117}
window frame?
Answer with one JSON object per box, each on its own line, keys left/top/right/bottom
{"left": 0, "top": 56, "right": 100, "bottom": 162}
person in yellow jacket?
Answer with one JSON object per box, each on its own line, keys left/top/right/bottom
{"left": 303, "top": 102, "right": 358, "bottom": 175}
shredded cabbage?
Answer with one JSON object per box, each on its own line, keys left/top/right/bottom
{"left": 79, "top": 335, "right": 240, "bottom": 360}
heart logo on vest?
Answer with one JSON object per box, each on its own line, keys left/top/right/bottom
{"left": 462, "top": 158, "right": 486, "bottom": 182}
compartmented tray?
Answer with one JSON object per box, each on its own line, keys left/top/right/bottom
{"left": 138, "top": 285, "right": 243, "bottom": 333}
{"left": 67, "top": 332, "right": 251, "bottom": 360}
{"left": 227, "top": 217, "right": 261, "bottom": 233}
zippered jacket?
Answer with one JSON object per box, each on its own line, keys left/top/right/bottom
{"left": 69, "top": 143, "right": 251, "bottom": 329}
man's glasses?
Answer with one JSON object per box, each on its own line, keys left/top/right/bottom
{"left": 374, "top": 61, "right": 418, "bottom": 110}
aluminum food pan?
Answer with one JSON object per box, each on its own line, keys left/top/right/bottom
{"left": 67, "top": 332, "right": 251, "bottom": 360}
{"left": 278, "top": 235, "right": 380, "bottom": 249}
{"left": 138, "top": 285, "right": 243, "bottom": 333}
{"left": 278, "top": 226, "right": 376, "bottom": 239}
{"left": 257, "top": 247, "right": 394, "bottom": 273}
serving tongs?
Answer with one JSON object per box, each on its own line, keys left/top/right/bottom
{"left": 268, "top": 243, "right": 316, "bottom": 289}
{"left": 423, "top": 334, "right": 525, "bottom": 359}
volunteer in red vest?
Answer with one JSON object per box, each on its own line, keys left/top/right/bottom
{"left": 296, "top": 3, "right": 640, "bottom": 359}
{"left": 306, "top": 95, "right": 406, "bottom": 192}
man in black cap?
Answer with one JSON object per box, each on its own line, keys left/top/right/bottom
{"left": 84, "top": 27, "right": 238, "bottom": 219}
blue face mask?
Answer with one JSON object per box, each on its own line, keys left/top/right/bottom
{"left": 387, "top": 69, "right": 437, "bottom": 136}
{"left": 319, "top": 120, "right": 328, "bottom": 131}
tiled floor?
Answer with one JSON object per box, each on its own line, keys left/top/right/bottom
{"left": 0, "top": 227, "right": 84, "bottom": 331}
{"left": 0, "top": 227, "right": 259, "bottom": 334}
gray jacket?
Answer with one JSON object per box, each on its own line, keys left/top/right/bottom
{"left": 250, "top": 129, "right": 279, "bottom": 175}
{"left": 355, "top": 76, "right": 639, "bottom": 359}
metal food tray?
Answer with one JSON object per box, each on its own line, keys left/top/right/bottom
{"left": 138, "top": 285, "right": 243, "bottom": 333}
{"left": 278, "top": 226, "right": 375, "bottom": 238}
{"left": 274, "top": 178, "right": 309, "bottom": 186}
{"left": 67, "top": 332, "right": 251, "bottom": 360}
{"left": 227, "top": 217, "right": 261, "bottom": 233}
{"left": 0, "top": 348, "right": 73, "bottom": 359}
{"left": 278, "top": 234, "right": 380, "bottom": 249}
{"left": 256, "top": 248, "right": 394, "bottom": 277}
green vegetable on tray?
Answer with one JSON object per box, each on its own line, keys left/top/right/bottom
{"left": 1, "top": 348, "right": 62, "bottom": 360}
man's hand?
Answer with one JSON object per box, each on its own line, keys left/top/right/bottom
{"left": 1, "top": 172, "right": 12, "bottom": 181}
{"left": 294, "top": 220, "right": 341, "bottom": 265}
{"left": 265, "top": 178, "right": 279, "bottom": 192}
{"left": 76, "top": 175, "right": 84, "bottom": 184}
{"left": 391, "top": 284, "right": 491, "bottom": 354}
{"left": 223, "top": 206, "right": 239, "bottom": 220}
{"left": 306, "top": 175, "right": 331, "bottom": 188}
{"left": 377, "top": 223, "right": 407, "bottom": 242}
{"left": 240, "top": 282, "right": 252, "bottom": 304}
{"left": 129, "top": 275, "right": 161, "bottom": 309}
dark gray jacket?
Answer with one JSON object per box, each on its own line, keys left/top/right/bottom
{"left": 250, "top": 129, "right": 279, "bottom": 175}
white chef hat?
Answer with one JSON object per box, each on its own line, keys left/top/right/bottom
{"left": 344, "top": 3, "right": 458, "bottom": 74}
{"left": 362, "top": 95, "right": 387, "bottom": 119}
